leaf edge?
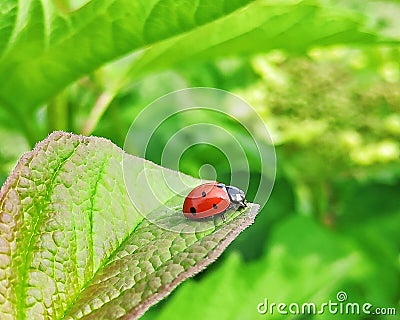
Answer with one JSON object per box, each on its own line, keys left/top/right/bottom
{"left": 121, "top": 203, "right": 260, "bottom": 320}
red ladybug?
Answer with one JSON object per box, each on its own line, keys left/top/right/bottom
{"left": 183, "top": 182, "right": 247, "bottom": 221}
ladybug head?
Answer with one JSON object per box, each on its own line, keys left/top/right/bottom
{"left": 225, "top": 185, "right": 247, "bottom": 207}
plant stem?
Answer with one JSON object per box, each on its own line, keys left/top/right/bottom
{"left": 48, "top": 90, "right": 69, "bottom": 132}
{"left": 81, "top": 91, "right": 116, "bottom": 136}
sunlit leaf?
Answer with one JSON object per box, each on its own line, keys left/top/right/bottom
{"left": 0, "top": 0, "right": 252, "bottom": 111}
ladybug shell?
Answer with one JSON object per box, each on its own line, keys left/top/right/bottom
{"left": 183, "top": 183, "right": 230, "bottom": 219}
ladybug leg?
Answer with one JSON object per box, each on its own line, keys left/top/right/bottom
{"left": 221, "top": 212, "right": 226, "bottom": 222}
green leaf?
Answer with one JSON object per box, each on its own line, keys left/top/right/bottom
{"left": 0, "top": 131, "right": 259, "bottom": 319}
{"left": 0, "top": 0, "right": 252, "bottom": 111}
{"left": 82, "top": 0, "right": 400, "bottom": 134}
{"left": 1, "top": 1, "right": 398, "bottom": 117}
{"left": 121, "top": 0, "right": 395, "bottom": 86}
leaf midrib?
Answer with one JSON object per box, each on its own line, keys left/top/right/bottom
{"left": 61, "top": 213, "right": 146, "bottom": 319}
{"left": 124, "top": 2, "right": 304, "bottom": 78}
{"left": 61, "top": 189, "right": 201, "bottom": 319}
{"left": 86, "top": 151, "right": 109, "bottom": 282}
{"left": 63, "top": 217, "right": 223, "bottom": 319}
{"left": 91, "top": 206, "right": 255, "bottom": 320}
{"left": 63, "top": 205, "right": 254, "bottom": 318}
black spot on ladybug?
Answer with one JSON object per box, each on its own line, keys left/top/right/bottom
{"left": 190, "top": 207, "right": 196, "bottom": 215}
{"left": 201, "top": 191, "right": 206, "bottom": 197}
{"left": 216, "top": 183, "right": 224, "bottom": 188}
{"left": 213, "top": 204, "right": 218, "bottom": 209}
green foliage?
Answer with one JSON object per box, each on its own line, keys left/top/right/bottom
{"left": 122, "top": 1, "right": 385, "bottom": 82}
{"left": 0, "top": 0, "right": 398, "bottom": 144}
{"left": 0, "top": 0, "right": 250, "bottom": 108}
{"left": 0, "top": 0, "right": 399, "bottom": 319}
{"left": 0, "top": 131, "right": 259, "bottom": 319}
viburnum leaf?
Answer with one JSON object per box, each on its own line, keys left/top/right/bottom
{"left": 117, "top": 0, "right": 397, "bottom": 86}
{"left": 0, "top": 131, "right": 259, "bottom": 319}
{"left": 0, "top": 0, "right": 252, "bottom": 111}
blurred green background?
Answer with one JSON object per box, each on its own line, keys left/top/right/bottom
{"left": 0, "top": 0, "right": 399, "bottom": 319}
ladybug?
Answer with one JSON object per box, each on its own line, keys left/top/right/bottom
{"left": 183, "top": 182, "right": 247, "bottom": 221}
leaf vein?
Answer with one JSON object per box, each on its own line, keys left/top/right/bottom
{"left": 16, "top": 141, "right": 80, "bottom": 320}
{"left": 67, "top": 219, "right": 238, "bottom": 319}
